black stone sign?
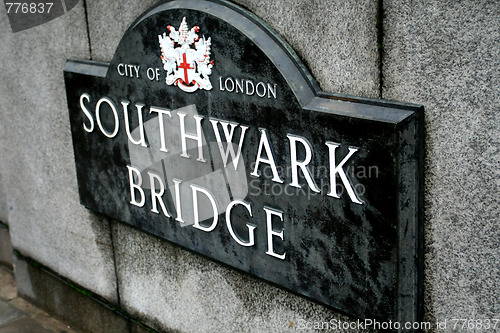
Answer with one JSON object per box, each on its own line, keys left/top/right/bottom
{"left": 64, "top": 0, "right": 424, "bottom": 327}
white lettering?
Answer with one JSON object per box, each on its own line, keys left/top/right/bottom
{"left": 209, "top": 119, "right": 248, "bottom": 170}
{"left": 133, "top": 65, "right": 140, "bottom": 78}
{"left": 325, "top": 142, "right": 363, "bottom": 204}
{"left": 178, "top": 112, "right": 206, "bottom": 162}
{"left": 226, "top": 200, "right": 256, "bottom": 246}
{"left": 217, "top": 77, "right": 277, "bottom": 99}
{"left": 79, "top": 93, "right": 94, "bottom": 132}
{"left": 235, "top": 78, "right": 244, "bottom": 93}
{"left": 117, "top": 63, "right": 125, "bottom": 76}
{"left": 250, "top": 128, "right": 283, "bottom": 183}
{"left": 224, "top": 77, "right": 235, "bottom": 92}
{"left": 287, "top": 134, "right": 320, "bottom": 193}
{"left": 127, "top": 165, "right": 145, "bottom": 207}
{"left": 245, "top": 80, "right": 254, "bottom": 95}
{"left": 172, "top": 178, "right": 184, "bottom": 223}
{"left": 256, "top": 82, "right": 266, "bottom": 97}
{"left": 146, "top": 67, "right": 160, "bottom": 81}
{"left": 191, "top": 184, "right": 218, "bottom": 232}
{"left": 121, "top": 101, "right": 147, "bottom": 147}
{"left": 95, "top": 97, "right": 119, "bottom": 138}
{"left": 149, "top": 106, "right": 172, "bottom": 152}
{"left": 264, "top": 207, "right": 285, "bottom": 260}
{"left": 267, "top": 83, "right": 277, "bottom": 99}
{"left": 218, "top": 76, "right": 225, "bottom": 91}
{"left": 148, "top": 172, "right": 170, "bottom": 217}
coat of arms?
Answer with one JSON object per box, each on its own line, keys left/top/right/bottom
{"left": 158, "top": 17, "right": 214, "bottom": 93}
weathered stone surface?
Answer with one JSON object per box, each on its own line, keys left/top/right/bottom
{"left": 13, "top": 256, "right": 129, "bottom": 333}
{"left": 0, "top": 267, "right": 17, "bottom": 301}
{"left": 0, "top": 316, "right": 54, "bottom": 333}
{"left": 233, "top": 0, "right": 380, "bottom": 97}
{"left": 383, "top": 0, "right": 500, "bottom": 323}
{"left": 85, "top": 0, "right": 160, "bottom": 62}
{"left": 0, "top": 172, "right": 8, "bottom": 224}
{"left": 113, "top": 222, "right": 377, "bottom": 333}
{"left": 0, "top": 227, "right": 13, "bottom": 269}
{"left": 0, "top": 299, "right": 23, "bottom": 327}
{"left": 0, "top": 3, "right": 117, "bottom": 302}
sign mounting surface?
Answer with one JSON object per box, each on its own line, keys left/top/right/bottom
{"left": 64, "top": 0, "right": 424, "bottom": 326}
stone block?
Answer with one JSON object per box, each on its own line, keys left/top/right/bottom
{"left": 0, "top": 316, "right": 53, "bottom": 333}
{"left": 13, "top": 255, "right": 129, "bottom": 333}
{"left": 383, "top": 0, "right": 500, "bottom": 323}
{"left": 130, "top": 320, "right": 169, "bottom": 333}
{"left": 112, "top": 222, "right": 376, "bottom": 333}
{"left": 0, "top": 299, "right": 24, "bottom": 327}
{"left": 0, "top": 3, "right": 117, "bottom": 302}
{"left": 0, "top": 172, "right": 8, "bottom": 224}
{"left": 0, "top": 226, "right": 13, "bottom": 268}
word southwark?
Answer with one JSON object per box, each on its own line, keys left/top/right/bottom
{"left": 79, "top": 94, "right": 364, "bottom": 258}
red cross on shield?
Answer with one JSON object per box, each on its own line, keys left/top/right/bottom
{"left": 178, "top": 52, "right": 195, "bottom": 87}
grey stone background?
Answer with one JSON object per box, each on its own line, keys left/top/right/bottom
{"left": 0, "top": 0, "right": 498, "bottom": 332}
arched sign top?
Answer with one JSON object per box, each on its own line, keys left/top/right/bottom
{"left": 64, "top": 0, "right": 423, "bottom": 327}
{"left": 118, "top": 0, "right": 319, "bottom": 107}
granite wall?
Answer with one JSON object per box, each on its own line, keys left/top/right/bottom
{"left": 0, "top": 0, "right": 497, "bottom": 332}
{"left": 382, "top": 0, "right": 499, "bottom": 326}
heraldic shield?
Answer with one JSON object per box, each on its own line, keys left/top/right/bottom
{"left": 159, "top": 17, "right": 214, "bottom": 92}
